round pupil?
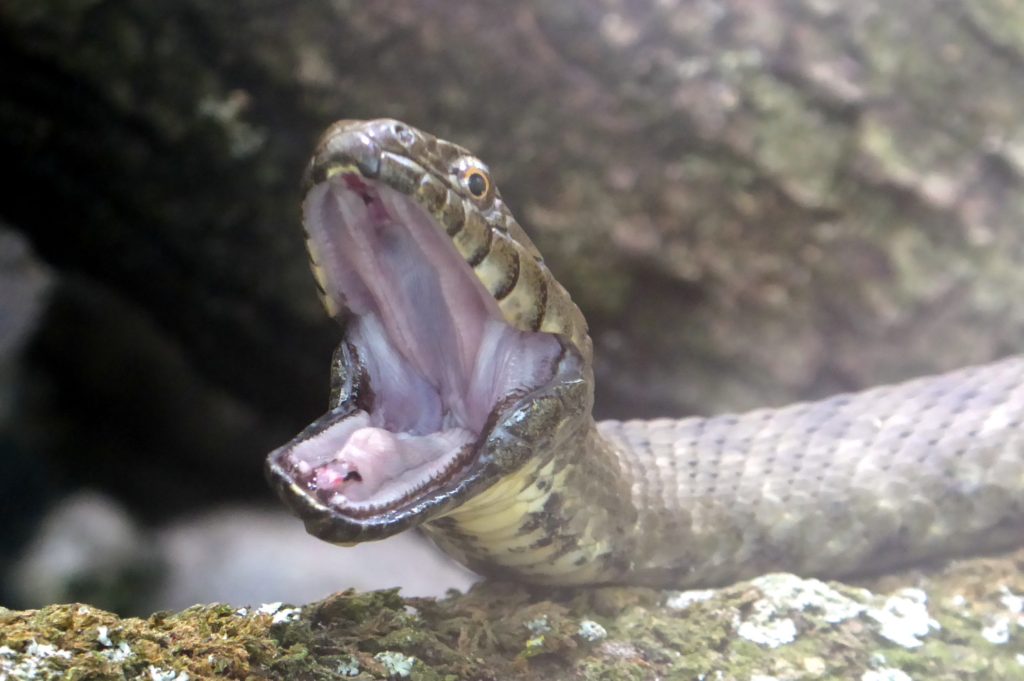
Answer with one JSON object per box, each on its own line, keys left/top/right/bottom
{"left": 467, "top": 172, "right": 487, "bottom": 196}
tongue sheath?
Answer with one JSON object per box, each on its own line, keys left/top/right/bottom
{"left": 321, "top": 426, "right": 475, "bottom": 502}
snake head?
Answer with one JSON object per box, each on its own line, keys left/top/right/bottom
{"left": 265, "top": 119, "right": 593, "bottom": 544}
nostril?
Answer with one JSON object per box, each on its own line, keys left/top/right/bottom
{"left": 343, "top": 470, "right": 363, "bottom": 483}
{"left": 393, "top": 123, "right": 415, "bottom": 146}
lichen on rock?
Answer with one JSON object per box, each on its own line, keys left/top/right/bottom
{"left": 3, "top": 548, "right": 1023, "bottom": 680}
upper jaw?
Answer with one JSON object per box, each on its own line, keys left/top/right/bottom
{"left": 303, "top": 118, "right": 460, "bottom": 201}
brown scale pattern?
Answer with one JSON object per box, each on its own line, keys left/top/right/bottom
{"left": 592, "top": 357, "right": 1024, "bottom": 586}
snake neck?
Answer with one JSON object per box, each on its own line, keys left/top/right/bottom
{"left": 422, "top": 421, "right": 639, "bottom": 585}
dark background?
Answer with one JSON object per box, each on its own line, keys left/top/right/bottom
{"left": 2, "top": 0, "right": 1023, "bottom": 612}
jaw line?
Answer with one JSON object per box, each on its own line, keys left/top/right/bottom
{"left": 264, "top": 402, "right": 488, "bottom": 542}
{"left": 264, "top": 336, "right": 583, "bottom": 544}
{"left": 264, "top": 404, "right": 461, "bottom": 541}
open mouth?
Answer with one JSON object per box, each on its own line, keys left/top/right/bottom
{"left": 267, "top": 170, "right": 562, "bottom": 526}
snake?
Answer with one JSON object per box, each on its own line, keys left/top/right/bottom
{"left": 265, "top": 118, "right": 1024, "bottom": 588}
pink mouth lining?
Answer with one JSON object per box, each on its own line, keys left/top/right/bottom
{"left": 283, "top": 177, "right": 560, "bottom": 515}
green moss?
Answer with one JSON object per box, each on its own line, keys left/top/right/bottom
{"left": 741, "top": 74, "right": 850, "bottom": 209}
{"left": 5, "top": 551, "right": 1024, "bottom": 680}
{"left": 0, "top": 601, "right": 284, "bottom": 680}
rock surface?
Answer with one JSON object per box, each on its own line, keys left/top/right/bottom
{"left": 2, "top": 548, "right": 1023, "bottom": 680}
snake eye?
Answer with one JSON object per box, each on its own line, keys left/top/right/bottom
{"left": 461, "top": 167, "right": 491, "bottom": 200}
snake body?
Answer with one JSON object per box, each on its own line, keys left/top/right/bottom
{"left": 266, "top": 119, "right": 1024, "bottom": 587}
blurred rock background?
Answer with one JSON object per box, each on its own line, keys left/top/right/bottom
{"left": 1, "top": 0, "right": 1023, "bottom": 614}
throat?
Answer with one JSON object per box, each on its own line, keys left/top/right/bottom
{"left": 352, "top": 312, "right": 524, "bottom": 434}
{"left": 316, "top": 182, "right": 499, "bottom": 401}
{"left": 286, "top": 315, "right": 560, "bottom": 513}
{"left": 422, "top": 442, "right": 625, "bottom": 585}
